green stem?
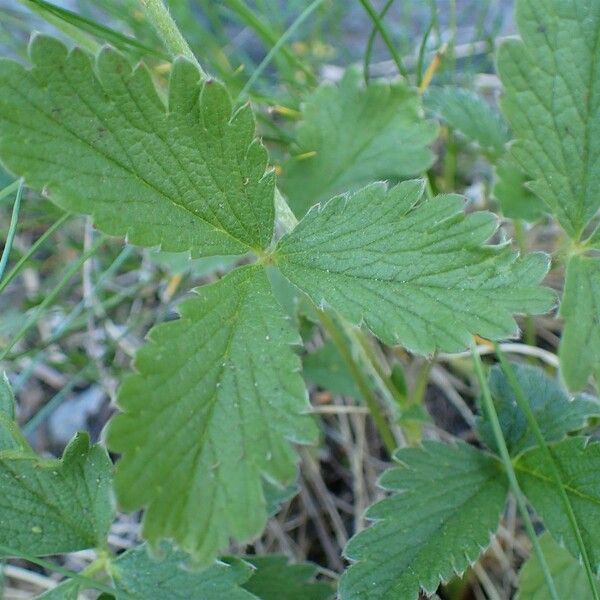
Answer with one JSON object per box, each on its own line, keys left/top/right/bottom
{"left": 0, "top": 236, "right": 105, "bottom": 361}
{"left": 351, "top": 329, "right": 407, "bottom": 409}
{"left": 470, "top": 341, "right": 559, "bottom": 600}
{"left": 224, "top": 0, "right": 314, "bottom": 83}
{"left": 238, "top": 0, "right": 326, "bottom": 101}
{"left": 318, "top": 308, "right": 397, "bottom": 455}
{"left": 0, "top": 179, "right": 21, "bottom": 203}
{"left": 0, "top": 179, "right": 23, "bottom": 283}
{"left": 513, "top": 220, "right": 536, "bottom": 348}
{"left": 0, "top": 212, "right": 69, "bottom": 295}
{"left": 18, "top": 0, "right": 99, "bottom": 53}
{"left": 358, "top": 0, "right": 408, "bottom": 79}
{"left": 0, "top": 546, "right": 115, "bottom": 595}
{"left": 139, "top": 0, "right": 205, "bottom": 75}
{"left": 363, "top": 0, "right": 395, "bottom": 83}
{"left": 495, "top": 344, "right": 600, "bottom": 600}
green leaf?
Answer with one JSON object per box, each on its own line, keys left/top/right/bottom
{"left": 0, "top": 372, "right": 14, "bottom": 419}
{"left": 0, "top": 35, "right": 275, "bottom": 256}
{"left": 516, "top": 437, "right": 600, "bottom": 571}
{"left": 559, "top": 255, "right": 600, "bottom": 390}
{"left": 242, "top": 555, "right": 333, "bottom": 600}
{"left": 340, "top": 441, "right": 508, "bottom": 600}
{"left": 276, "top": 180, "right": 555, "bottom": 355}
{"left": 493, "top": 155, "right": 547, "bottom": 222}
{"left": 107, "top": 265, "right": 317, "bottom": 563}
{"left": 497, "top": 0, "right": 600, "bottom": 238}
{"left": 478, "top": 363, "right": 600, "bottom": 456}
{"left": 0, "top": 432, "right": 113, "bottom": 557}
{"left": 110, "top": 544, "right": 256, "bottom": 600}
{"left": 34, "top": 581, "right": 80, "bottom": 599}
{"left": 517, "top": 533, "right": 599, "bottom": 600}
{"left": 0, "top": 372, "right": 23, "bottom": 451}
{"left": 424, "top": 86, "right": 509, "bottom": 155}
{"left": 303, "top": 341, "right": 361, "bottom": 399}
{"left": 281, "top": 69, "right": 437, "bottom": 218}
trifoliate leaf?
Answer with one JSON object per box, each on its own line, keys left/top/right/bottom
{"left": 340, "top": 441, "right": 508, "bottom": 600}
{"left": 276, "top": 180, "right": 555, "bottom": 355}
{"left": 0, "top": 432, "right": 113, "bottom": 557}
{"left": 109, "top": 544, "right": 256, "bottom": 600}
{"left": 107, "top": 265, "right": 317, "bottom": 564}
{"left": 34, "top": 581, "right": 79, "bottom": 599}
{"left": 517, "top": 532, "right": 599, "bottom": 600}
{"left": 516, "top": 437, "right": 600, "bottom": 571}
{"left": 242, "top": 555, "right": 333, "bottom": 600}
{"left": 0, "top": 35, "right": 275, "bottom": 256}
{"left": 425, "top": 86, "right": 509, "bottom": 155}
{"left": 493, "top": 155, "right": 546, "bottom": 222}
{"left": 281, "top": 69, "right": 437, "bottom": 218}
{"left": 303, "top": 341, "right": 361, "bottom": 399}
{"left": 478, "top": 363, "right": 600, "bottom": 456}
{"left": 559, "top": 255, "right": 600, "bottom": 390}
{"left": 498, "top": 0, "right": 600, "bottom": 238}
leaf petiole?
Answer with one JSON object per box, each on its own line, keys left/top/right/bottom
{"left": 470, "top": 340, "right": 559, "bottom": 600}
{"left": 495, "top": 344, "right": 600, "bottom": 600}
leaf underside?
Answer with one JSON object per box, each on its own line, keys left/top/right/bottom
{"left": 0, "top": 35, "right": 275, "bottom": 256}
{"left": 281, "top": 69, "right": 437, "bottom": 218}
{"left": 277, "top": 180, "right": 555, "bottom": 355}
{"left": 0, "top": 432, "right": 113, "bottom": 557}
{"left": 498, "top": 0, "right": 600, "bottom": 237}
{"left": 107, "top": 265, "right": 317, "bottom": 563}
{"left": 340, "top": 441, "right": 508, "bottom": 600}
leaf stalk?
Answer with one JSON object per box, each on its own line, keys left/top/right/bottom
{"left": 495, "top": 344, "right": 600, "bottom": 600}
{"left": 470, "top": 340, "right": 559, "bottom": 600}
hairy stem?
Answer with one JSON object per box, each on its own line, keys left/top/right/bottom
{"left": 358, "top": 0, "right": 408, "bottom": 79}
{"left": 318, "top": 308, "right": 397, "bottom": 455}
{"left": 495, "top": 344, "right": 600, "bottom": 600}
{"left": 139, "top": 0, "right": 205, "bottom": 75}
{"left": 470, "top": 340, "right": 559, "bottom": 600}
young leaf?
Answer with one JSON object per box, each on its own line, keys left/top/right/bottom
{"left": 498, "top": 0, "right": 600, "bottom": 238}
{"left": 107, "top": 265, "right": 317, "bottom": 564}
{"left": 516, "top": 437, "right": 600, "bottom": 571}
{"left": 559, "top": 256, "right": 600, "bottom": 390}
{"left": 478, "top": 363, "right": 600, "bottom": 456}
{"left": 281, "top": 69, "right": 437, "bottom": 217}
{"left": 425, "top": 86, "right": 509, "bottom": 155}
{"left": 0, "top": 35, "right": 275, "bottom": 256}
{"left": 340, "top": 442, "right": 508, "bottom": 600}
{"left": 110, "top": 544, "right": 256, "bottom": 600}
{"left": 493, "top": 155, "right": 547, "bottom": 222}
{"left": 242, "top": 555, "right": 333, "bottom": 600}
{"left": 0, "top": 432, "right": 113, "bottom": 557}
{"left": 276, "top": 180, "right": 555, "bottom": 355}
{"left": 517, "top": 533, "right": 600, "bottom": 600}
